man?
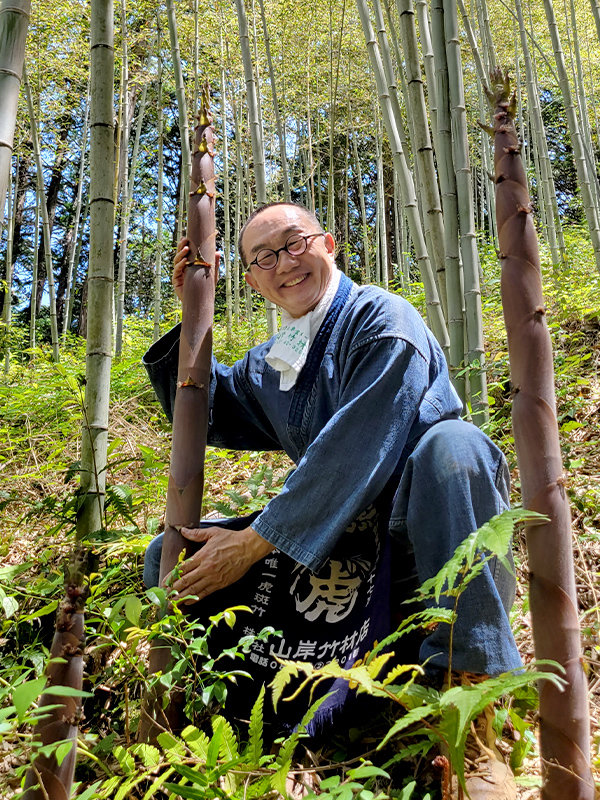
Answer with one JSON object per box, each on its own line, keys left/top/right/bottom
{"left": 144, "top": 202, "right": 521, "bottom": 798}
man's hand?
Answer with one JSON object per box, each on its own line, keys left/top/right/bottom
{"left": 165, "top": 525, "right": 274, "bottom": 604}
{"left": 172, "top": 238, "right": 220, "bottom": 302}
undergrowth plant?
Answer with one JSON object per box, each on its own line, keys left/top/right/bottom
{"left": 2, "top": 237, "right": 598, "bottom": 798}
{"left": 1, "top": 507, "right": 561, "bottom": 799}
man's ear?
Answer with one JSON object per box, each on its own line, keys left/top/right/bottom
{"left": 244, "top": 270, "right": 257, "bottom": 290}
{"left": 324, "top": 232, "right": 336, "bottom": 255}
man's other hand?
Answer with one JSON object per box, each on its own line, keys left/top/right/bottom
{"left": 172, "top": 238, "right": 220, "bottom": 302}
{"left": 165, "top": 525, "right": 274, "bottom": 604}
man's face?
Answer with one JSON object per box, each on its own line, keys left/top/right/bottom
{"left": 243, "top": 205, "right": 336, "bottom": 318}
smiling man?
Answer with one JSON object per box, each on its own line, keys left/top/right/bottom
{"left": 143, "top": 202, "right": 521, "bottom": 799}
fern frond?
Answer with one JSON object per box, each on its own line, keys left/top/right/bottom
{"left": 270, "top": 692, "right": 328, "bottom": 797}
{"left": 365, "top": 652, "right": 395, "bottom": 680}
{"left": 206, "top": 721, "right": 223, "bottom": 769}
{"left": 416, "top": 508, "right": 547, "bottom": 602}
{"left": 381, "top": 662, "right": 423, "bottom": 687}
{"left": 367, "top": 609, "right": 454, "bottom": 662}
{"left": 213, "top": 714, "right": 239, "bottom": 761}
{"left": 379, "top": 704, "right": 435, "bottom": 747}
{"left": 246, "top": 685, "right": 265, "bottom": 766}
{"left": 181, "top": 725, "right": 210, "bottom": 760}
{"left": 270, "top": 659, "right": 310, "bottom": 710}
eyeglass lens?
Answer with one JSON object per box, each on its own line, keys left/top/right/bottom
{"left": 256, "top": 234, "right": 307, "bottom": 269}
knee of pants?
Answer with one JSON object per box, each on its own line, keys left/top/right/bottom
{"left": 143, "top": 532, "right": 164, "bottom": 588}
{"left": 414, "top": 419, "right": 508, "bottom": 494}
{"left": 393, "top": 420, "right": 509, "bottom": 522}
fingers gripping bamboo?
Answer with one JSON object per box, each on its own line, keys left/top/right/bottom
{"left": 487, "top": 69, "right": 593, "bottom": 800}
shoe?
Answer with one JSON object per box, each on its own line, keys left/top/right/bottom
{"left": 444, "top": 703, "right": 517, "bottom": 800}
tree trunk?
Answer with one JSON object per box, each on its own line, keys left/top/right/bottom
{"left": 489, "top": 69, "right": 594, "bottom": 800}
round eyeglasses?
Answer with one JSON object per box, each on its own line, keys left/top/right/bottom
{"left": 248, "top": 232, "right": 326, "bottom": 270}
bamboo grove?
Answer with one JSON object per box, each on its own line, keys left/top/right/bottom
{"left": 1, "top": 0, "right": 600, "bottom": 796}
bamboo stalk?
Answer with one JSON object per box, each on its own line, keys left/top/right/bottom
{"left": 62, "top": 90, "right": 89, "bottom": 341}
{"left": 356, "top": 0, "right": 449, "bottom": 353}
{"left": 3, "top": 156, "right": 17, "bottom": 373}
{"left": 23, "top": 65, "right": 60, "bottom": 363}
{"left": 0, "top": 0, "right": 30, "bottom": 231}
{"left": 153, "top": 14, "right": 164, "bottom": 342}
{"left": 139, "top": 86, "right": 216, "bottom": 741}
{"left": 543, "top": 0, "right": 600, "bottom": 272}
{"left": 488, "top": 69, "right": 594, "bottom": 800}
{"left": 23, "top": 1, "right": 115, "bottom": 795}
{"left": 442, "top": 0, "right": 487, "bottom": 423}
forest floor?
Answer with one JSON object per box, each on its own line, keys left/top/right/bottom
{"left": 0, "top": 236, "right": 599, "bottom": 798}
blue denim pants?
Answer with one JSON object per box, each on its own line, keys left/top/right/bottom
{"left": 144, "top": 418, "right": 522, "bottom": 678}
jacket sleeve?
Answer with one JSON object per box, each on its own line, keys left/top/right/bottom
{"left": 250, "top": 335, "right": 435, "bottom": 571}
{"left": 142, "top": 325, "right": 281, "bottom": 451}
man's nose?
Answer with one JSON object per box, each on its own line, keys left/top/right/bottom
{"left": 276, "top": 248, "right": 300, "bottom": 272}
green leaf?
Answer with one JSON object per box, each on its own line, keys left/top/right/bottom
{"left": 12, "top": 677, "right": 46, "bottom": 720}
{"left": 247, "top": 685, "right": 265, "bottom": 766}
{"left": 114, "top": 744, "right": 135, "bottom": 775}
{"left": 42, "top": 685, "right": 93, "bottom": 699}
{"left": 54, "top": 740, "right": 75, "bottom": 767}
{"left": 1, "top": 593, "right": 18, "bottom": 618}
{"left": 125, "top": 596, "right": 143, "bottom": 626}
{"left": 19, "top": 600, "right": 59, "bottom": 622}
{"left": 174, "top": 763, "right": 209, "bottom": 786}
{"left": 129, "top": 743, "right": 161, "bottom": 768}
{"left": 157, "top": 731, "right": 187, "bottom": 760}
{"left": 181, "top": 725, "right": 210, "bottom": 759}
{"left": 347, "top": 764, "right": 390, "bottom": 780}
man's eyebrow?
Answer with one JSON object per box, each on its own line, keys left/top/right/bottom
{"left": 249, "top": 225, "right": 302, "bottom": 255}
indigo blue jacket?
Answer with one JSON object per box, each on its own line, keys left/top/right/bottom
{"left": 143, "top": 274, "right": 462, "bottom": 573}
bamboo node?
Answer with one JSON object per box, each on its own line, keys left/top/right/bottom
{"left": 177, "top": 377, "right": 203, "bottom": 389}
{"left": 533, "top": 306, "right": 546, "bottom": 319}
{"left": 190, "top": 182, "right": 207, "bottom": 198}
{"left": 62, "top": 642, "right": 84, "bottom": 658}
{"left": 517, "top": 203, "right": 532, "bottom": 214}
{"left": 503, "top": 143, "right": 521, "bottom": 155}
{"left": 477, "top": 121, "right": 495, "bottom": 138}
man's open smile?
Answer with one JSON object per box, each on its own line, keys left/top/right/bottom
{"left": 282, "top": 273, "right": 309, "bottom": 288}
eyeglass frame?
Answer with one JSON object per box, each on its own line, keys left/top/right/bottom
{"left": 247, "top": 232, "right": 326, "bottom": 271}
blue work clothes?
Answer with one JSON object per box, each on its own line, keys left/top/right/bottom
{"left": 143, "top": 274, "right": 522, "bottom": 677}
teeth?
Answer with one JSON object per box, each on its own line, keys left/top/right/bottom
{"left": 283, "top": 274, "right": 307, "bottom": 287}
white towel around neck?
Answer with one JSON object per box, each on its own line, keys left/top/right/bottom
{"left": 265, "top": 267, "right": 342, "bottom": 390}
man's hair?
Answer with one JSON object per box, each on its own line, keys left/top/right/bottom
{"left": 238, "top": 201, "right": 324, "bottom": 268}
